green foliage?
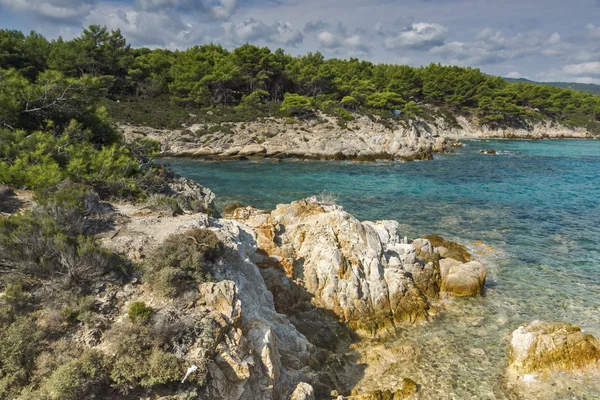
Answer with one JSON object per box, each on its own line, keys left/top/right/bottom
{"left": 105, "top": 323, "right": 183, "bottom": 389}
{"left": 144, "top": 229, "right": 221, "bottom": 297}
{"left": 142, "top": 349, "right": 182, "bottom": 387}
{"left": 340, "top": 95, "right": 359, "bottom": 111}
{"left": 0, "top": 202, "right": 124, "bottom": 292}
{"left": 4, "top": 26, "right": 600, "bottom": 131}
{"left": 366, "top": 92, "right": 406, "bottom": 109}
{"left": 34, "top": 350, "right": 109, "bottom": 400}
{"left": 403, "top": 101, "right": 423, "bottom": 117}
{"left": 128, "top": 301, "right": 153, "bottom": 322}
{"left": 280, "top": 93, "right": 313, "bottom": 116}
{"left": 0, "top": 318, "right": 43, "bottom": 398}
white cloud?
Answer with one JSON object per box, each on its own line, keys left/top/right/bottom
{"left": 383, "top": 22, "right": 448, "bottom": 50}
{"left": 507, "top": 71, "right": 524, "bottom": 78}
{"left": 222, "top": 18, "right": 303, "bottom": 46}
{"left": 134, "top": 0, "right": 237, "bottom": 19}
{"left": 430, "top": 29, "right": 563, "bottom": 66}
{"left": 548, "top": 32, "right": 561, "bottom": 45}
{"left": 306, "top": 21, "right": 370, "bottom": 54}
{"left": 562, "top": 61, "right": 600, "bottom": 77}
{"left": 586, "top": 23, "right": 600, "bottom": 39}
{"left": 85, "top": 3, "right": 208, "bottom": 48}
{"left": 0, "top": 0, "right": 96, "bottom": 22}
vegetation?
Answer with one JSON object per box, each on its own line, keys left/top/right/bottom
{"left": 144, "top": 229, "right": 222, "bottom": 297}
{"left": 0, "top": 26, "right": 224, "bottom": 399}
{"left": 2, "top": 26, "right": 600, "bottom": 134}
{"left": 128, "top": 302, "right": 153, "bottom": 322}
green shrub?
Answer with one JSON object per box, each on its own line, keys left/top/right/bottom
{"left": 62, "top": 296, "right": 96, "bottom": 325}
{"left": 144, "top": 229, "right": 221, "bottom": 297}
{"left": 105, "top": 323, "right": 184, "bottom": 391}
{"left": 146, "top": 193, "right": 183, "bottom": 216}
{"left": 280, "top": 93, "right": 313, "bottom": 117}
{"left": 128, "top": 301, "right": 153, "bottom": 322}
{"left": 0, "top": 318, "right": 43, "bottom": 398}
{"left": 141, "top": 349, "right": 182, "bottom": 387}
{"left": 0, "top": 211, "right": 123, "bottom": 292}
{"left": 34, "top": 350, "right": 109, "bottom": 400}
{"left": 2, "top": 283, "right": 27, "bottom": 306}
{"left": 284, "top": 117, "right": 296, "bottom": 125}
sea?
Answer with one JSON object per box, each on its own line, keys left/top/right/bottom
{"left": 161, "top": 139, "right": 600, "bottom": 399}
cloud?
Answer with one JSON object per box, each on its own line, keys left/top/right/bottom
{"left": 382, "top": 22, "right": 448, "bottom": 50}
{"left": 304, "top": 20, "right": 329, "bottom": 33}
{"left": 430, "top": 28, "right": 564, "bottom": 66}
{"left": 85, "top": 3, "right": 209, "bottom": 48}
{"left": 315, "top": 30, "right": 370, "bottom": 53}
{"left": 548, "top": 32, "right": 561, "bottom": 45}
{"left": 562, "top": 61, "right": 600, "bottom": 77}
{"left": 134, "top": 0, "right": 237, "bottom": 19}
{"left": 0, "top": 0, "right": 97, "bottom": 22}
{"left": 303, "top": 20, "right": 371, "bottom": 54}
{"left": 222, "top": 18, "right": 304, "bottom": 46}
{"left": 586, "top": 23, "right": 600, "bottom": 38}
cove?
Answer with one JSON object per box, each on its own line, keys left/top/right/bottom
{"left": 160, "top": 139, "right": 600, "bottom": 398}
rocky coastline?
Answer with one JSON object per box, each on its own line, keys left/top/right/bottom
{"left": 120, "top": 113, "right": 595, "bottom": 162}
{"left": 91, "top": 178, "right": 600, "bottom": 399}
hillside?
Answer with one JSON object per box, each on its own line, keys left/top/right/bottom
{"left": 2, "top": 26, "right": 600, "bottom": 137}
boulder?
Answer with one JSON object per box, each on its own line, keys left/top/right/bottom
{"left": 509, "top": 320, "right": 600, "bottom": 375}
{"left": 440, "top": 259, "right": 486, "bottom": 297}
{"left": 233, "top": 197, "right": 440, "bottom": 336}
{"left": 238, "top": 144, "right": 267, "bottom": 156}
{"left": 290, "top": 382, "right": 316, "bottom": 400}
{"left": 422, "top": 234, "right": 471, "bottom": 263}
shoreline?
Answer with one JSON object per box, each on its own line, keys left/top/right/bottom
{"left": 121, "top": 113, "right": 596, "bottom": 162}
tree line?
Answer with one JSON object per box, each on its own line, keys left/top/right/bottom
{"left": 2, "top": 25, "right": 600, "bottom": 131}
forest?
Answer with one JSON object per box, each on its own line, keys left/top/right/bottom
{"left": 2, "top": 25, "right": 600, "bottom": 133}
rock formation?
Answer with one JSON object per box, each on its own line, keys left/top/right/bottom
{"left": 231, "top": 197, "right": 445, "bottom": 336}
{"left": 120, "top": 112, "right": 593, "bottom": 162}
{"left": 439, "top": 259, "right": 486, "bottom": 297}
{"left": 509, "top": 320, "right": 600, "bottom": 375}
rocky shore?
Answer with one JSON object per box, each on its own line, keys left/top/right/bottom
{"left": 120, "top": 112, "right": 594, "bottom": 162}
{"left": 8, "top": 175, "right": 595, "bottom": 399}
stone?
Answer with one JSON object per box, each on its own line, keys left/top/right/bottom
{"left": 233, "top": 197, "right": 438, "bottom": 336}
{"left": 290, "top": 383, "right": 316, "bottom": 400}
{"left": 440, "top": 260, "right": 486, "bottom": 297}
{"left": 509, "top": 320, "right": 600, "bottom": 375}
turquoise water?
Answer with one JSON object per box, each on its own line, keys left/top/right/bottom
{"left": 161, "top": 139, "right": 600, "bottom": 398}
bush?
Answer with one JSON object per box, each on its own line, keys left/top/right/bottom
{"left": 128, "top": 301, "right": 153, "bottom": 322}
{"left": 144, "top": 229, "right": 221, "bottom": 297}
{"left": 146, "top": 193, "right": 183, "bottom": 216}
{"left": 34, "top": 350, "right": 109, "bottom": 400}
{"left": 0, "top": 318, "right": 43, "bottom": 398}
{"left": 0, "top": 211, "right": 123, "bottom": 292}
{"left": 280, "top": 93, "right": 313, "bottom": 117}
{"left": 142, "top": 349, "right": 182, "bottom": 387}
{"left": 105, "top": 323, "right": 183, "bottom": 391}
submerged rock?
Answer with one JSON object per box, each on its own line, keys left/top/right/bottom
{"left": 440, "top": 259, "right": 486, "bottom": 297}
{"left": 351, "top": 378, "right": 420, "bottom": 399}
{"left": 509, "top": 320, "right": 600, "bottom": 375}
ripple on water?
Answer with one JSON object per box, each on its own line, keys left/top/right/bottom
{"left": 160, "top": 139, "right": 600, "bottom": 398}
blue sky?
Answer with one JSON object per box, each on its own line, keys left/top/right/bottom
{"left": 1, "top": 0, "right": 600, "bottom": 83}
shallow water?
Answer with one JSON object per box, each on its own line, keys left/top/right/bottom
{"left": 161, "top": 139, "right": 600, "bottom": 398}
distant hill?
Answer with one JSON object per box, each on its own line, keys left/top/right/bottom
{"left": 504, "top": 77, "right": 600, "bottom": 96}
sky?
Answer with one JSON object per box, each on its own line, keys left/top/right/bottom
{"left": 1, "top": 0, "right": 600, "bottom": 83}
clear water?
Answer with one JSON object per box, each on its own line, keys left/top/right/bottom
{"left": 160, "top": 139, "right": 600, "bottom": 399}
